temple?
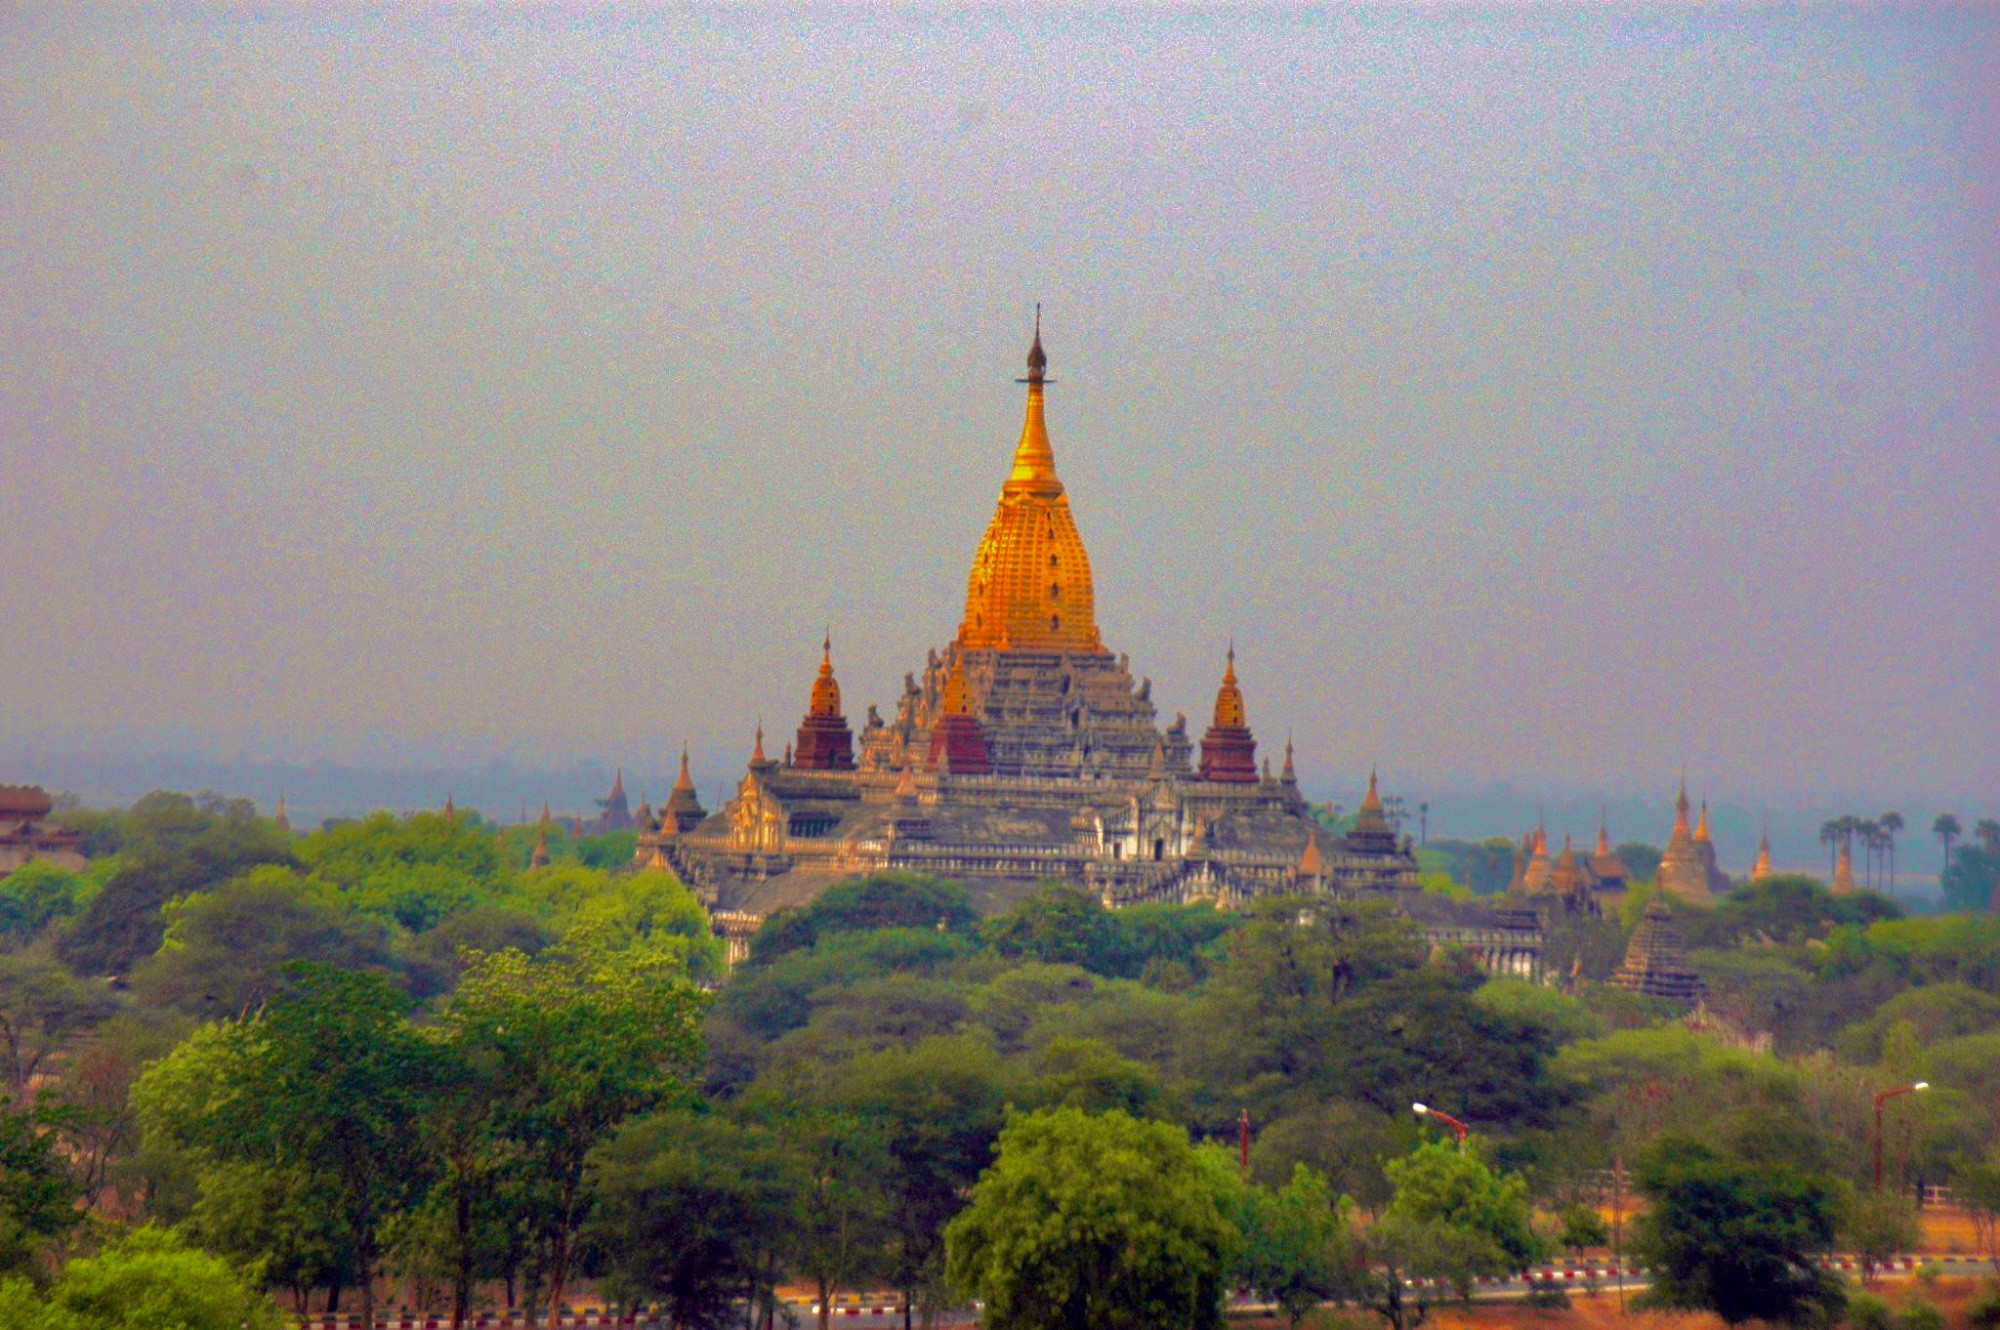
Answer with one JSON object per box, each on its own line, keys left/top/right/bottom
{"left": 1610, "top": 892, "right": 1705, "bottom": 1007}
{"left": 0, "top": 786, "right": 85, "bottom": 876}
{"left": 636, "top": 323, "right": 1470, "bottom": 959}
{"left": 1655, "top": 778, "right": 1722, "bottom": 905}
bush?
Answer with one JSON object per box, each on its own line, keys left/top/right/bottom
{"left": 1847, "top": 1292, "right": 1892, "bottom": 1330}
{"left": 1526, "top": 1278, "right": 1570, "bottom": 1310}
{"left": 1899, "top": 1300, "right": 1944, "bottom": 1330}
{"left": 1965, "top": 1286, "right": 2000, "bottom": 1330}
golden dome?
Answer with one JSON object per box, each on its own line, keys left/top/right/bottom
{"left": 957, "top": 320, "right": 1102, "bottom": 653}
{"left": 1212, "top": 645, "right": 1247, "bottom": 728}
{"left": 808, "top": 633, "right": 842, "bottom": 718}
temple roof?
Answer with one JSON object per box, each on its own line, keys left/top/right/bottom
{"left": 1354, "top": 768, "right": 1390, "bottom": 836}
{"left": 808, "top": 633, "right": 843, "bottom": 718}
{"left": 0, "top": 787, "right": 54, "bottom": 819}
{"left": 957, "top": 319, "right": 1102, "bottom": 653}
{"left": 1211, "top": 645, "right": 1247, "bottom": 729}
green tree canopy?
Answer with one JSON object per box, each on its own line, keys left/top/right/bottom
{"left": 445, "top": 920, "right": 710, "bottom": 1319}
{"left": 750, "top": 873, "right": 978, "bottom": 966}
{"left": 0, "top": 1224, "right": 280, "bottom": 1330}
{"left": 946, "top": 1107, "right": 1238, "bottom": 1330}
{"left": 980, "top": 882, "right": 1132, "bottom": 974}
{"left": 128, "top": 866, "right": 395, "bottom": 1020}
{"left": 59, "top": 793, "right": 296, "bottom": 977}
{"left": 1635, "top": 1136, "right": 1844, "bottom": 1325}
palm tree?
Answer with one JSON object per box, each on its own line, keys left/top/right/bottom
{"left": 1935, "top": 813, "right": 1962, "bottom": 881}
{"left": 1880, "top": 811, "right": 1904, "bottom": 893}
{"left": 1978, "top": 818, "right": 2000, "bottom": 856}
{"left": 1822, "top": 819, "right": 1843, "bottom": 877}
{"left": 1853, "top": 817, "right": 1880, "bottom": 888}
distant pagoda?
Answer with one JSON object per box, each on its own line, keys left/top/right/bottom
{"left": 1655, "top": 777, "right": 1716, "bottom": 905}
{"left": 1610, "top": 892, "right": 1705, "bottom": 1006}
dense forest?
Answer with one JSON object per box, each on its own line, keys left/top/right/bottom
{"left": 6, "top": 791, "right": 2000, "bottom": 1329}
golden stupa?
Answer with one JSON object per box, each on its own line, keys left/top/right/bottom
{"left": 957, "top": 313, "right": 1102, "bottom": 654}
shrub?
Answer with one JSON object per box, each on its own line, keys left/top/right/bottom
{"left": 1899, "top": 1300, "right": 1944, "bottom": 1330}
{"left": 1847, "top": 1292, "right": 1892, "bottom": 1330}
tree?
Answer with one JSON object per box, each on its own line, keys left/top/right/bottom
{"left": 129, "top": 866, "right": 395, "bottom": 1020}
{"left": 1955, "top": 1156, "right": 2000, "bottom": 1273}
{"left": 1029, "top": 1037, "right": 1168, "bottom": 1119}
{"left": 1879, "top": 813, "right": 1904, "bottom": 893}
{"left": 831, "top": 1037, "right": 1017, "bottom": 1325}
{"left": 1843, "top": 1188, "right": 1920, "bottom": 1288}
{"left": 0, "top": 952, "right": 118, "bottom": 1094}
{"left": 1935, "top": 814, "right": 1962, "bottom": 884}
{"left": 58, "top": 792, "right": 296, "bottom": 977}
{"left": 0, "top": 1096, "right": 80, "bottom": 1277}
{"left": 771, "top": 1102, "right": 894, "bottom": 1330}
{"left": 187, "top": 1160, "right": 355, "bottom": 1313}
{"left": 1634, "top": 1137, "right": 1844, "bottom": 1325}
{"left": 946, "top": 1107, "right": 1238, "bottom": 1330}
{"left": 981, "top": 882, "right": 1132, "bottom": 975}
{"left": 1237, "top": 1164, "right": 1359, "bottom": 1330}
{"left": 1980, "top": 819, "right": 2000, "bottom": 855}
{"left": 133, "top": 965, "right": 440, "bottom": 1329}
{"left": 446, "top": 920, "right": 709, "bottom": 1320}
{"left": 0, "top": 1224, "right": 281, "bottom": 1330}
{"left": 750, "top": 873, "right": 978, "bottom": 966}
{"left": 0, "top": 861, "right": 93, "bottom": 944}
{"left": 1381, "top": 1139, "right": 1541, "bottom": 1273}
{"left": 588, "top": 1107, "right": 795, "bottom": 1330}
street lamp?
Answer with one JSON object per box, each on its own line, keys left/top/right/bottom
{"left": 1872, "top": 1081, "right": 1929, "bottom": 1192}
{"left": 1413, "top": 1102, "right": 1468, "bottom": 1149}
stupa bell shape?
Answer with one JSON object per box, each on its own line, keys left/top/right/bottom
{"left": 794, "top": 633, "right": 856, "bottom": 771}
{"left": 1751, "top": 816, "right": 1774, "bottom": 883}
{"left": 1198, "top": 645, "right": 1259, "bottom": 784}
{"left": 1656, "top": 775, "right": 1715, "bottom": 905}
{"left": 957, "top": 316, "right": 1102, "bottom": 653}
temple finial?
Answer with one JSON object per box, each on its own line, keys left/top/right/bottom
{"left": 1026, "top": 304, "right": 1045, "bottom": 382}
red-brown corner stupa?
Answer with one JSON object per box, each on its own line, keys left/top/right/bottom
{"left": 1197, "top": 645, "right": 1258, "bottom": 784}
{"left": 925, "top": 654, "right": 990, "bottom": 774}
{"left": 793, "top": 633, "right": 856, "bottom": 771}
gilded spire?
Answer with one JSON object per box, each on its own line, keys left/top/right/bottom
{"left": 1361, "top": 767, "right": 1383, "bottom": 818}
{"left": 958, "top": 315, "right": 1101, "bottom": 653}
{"left": 808, "top": 632, "right": 843, "bottom": 718}
{"left": 1752, "top": 813, "right": 1774, "bottom": 882}
{"left": 1211, "top": 644, "right": 1248, "bottom": 728}
{"left": 1007, "top": 307, "right": 1060, "bottom": 498}
{"left": 751, "top": 722, "right": 766, "bottom": 765}
{"left": 274, "top": 795, "right": 290, "bottom": 833}
{"left": 673, "top": 743, "right": 695, "bottom": 792}
{"left": 1282, "top": 731, "right": 1296, "bottom": 782}
{"left": 1695, "top": 798, "right": 1712, "bottom": 844}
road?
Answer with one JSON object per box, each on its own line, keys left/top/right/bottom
{"left": 293, "top": 1257, "right": 2000, "bottom": 1329}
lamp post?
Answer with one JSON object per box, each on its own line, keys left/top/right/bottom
{"left": 1413, "top": 1102, "right": 1468, "bottom": 1150}
{"left": 1872, "top": 1081, "right": 1929, "bottom": 1192}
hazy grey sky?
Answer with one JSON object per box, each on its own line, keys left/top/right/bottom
{"left": 4, "top": 7, "right": 1995, "bottom": 842}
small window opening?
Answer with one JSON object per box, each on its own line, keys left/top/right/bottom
{"left": 1153, "top": 838, "right": 1165, "bottom": 861}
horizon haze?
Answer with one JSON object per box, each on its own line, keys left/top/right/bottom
{"left": 4, "top": 8, "right": 1995, "bottom": 858}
